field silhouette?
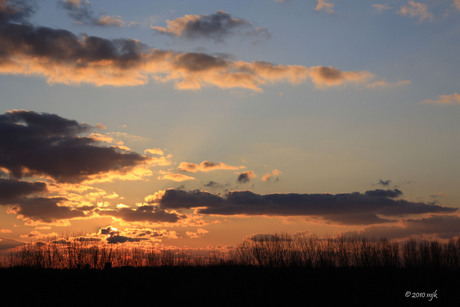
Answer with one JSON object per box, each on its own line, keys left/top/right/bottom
{"left": 1, "top": 233, "right": 459, "bottom": 306}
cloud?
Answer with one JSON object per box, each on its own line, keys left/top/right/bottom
{"left": 345, "top": 215, "right": 460, "bottom": 240}
{"left": 372, "top": 4, "right": 392, "bottom": 13}
{"left": 377, "top": 179, "right": 392, "bottom": 187}
{"left": 156, "top": 189, "right": 457, "bottom": 225}
{"left": 262, "top": 169, "right": 281, "bottom": 182}
{"left": 0, "top": 178, "right": 47, "bottom": 201}
{"left": 186, "top": 228, "right": 208, "bottom": 239}
{"left": 398, "top": 1, "right": 433, "bottom": 22}
{"left": 454, "top": 0, "right": 460, "bottom": 10}
{"left": 203, "top": 181, "right": 230, "bottom": 190}
{"left": 315, "top": 0, "right": 335, "bottom": 14}
{"left": 99, "top": 226, "right": 178, "bottom": 243}
{"left": 422, "top": 93, "right": 460, "bottom": 105}
{"left": 0, "top": 178, "right": 86, "bottom": 222}
{"left": 98, "top": 204, "right": 182, "bottom": 224}
{"left": 158, "top": 171, "right": 195, "bottom": 182}
{"left": 59, "top": 0, "right": 126, "bottom": 27}
{"left": 178, "top": 161, "right": 244, "bottom": 173}
{"left": 155, "top": 189, "right": 224, "bottom": 209}
{"left": 8, "top": 197, "right": 86, "bottom": 222}
{"left": 0, "top": 110, "right": 149, "bottom": 183}
{"left": 0, "top": 0, "right": 35, "bottom": 24}
{"left": 0, "top": 1, "right": 396, "bottom": 91}
{"left": 151, "top": 10, "right": 266, "bottom": 42}
{"left": 367, "top": 79, "right": 411, "bottom": 89}
{"left": 307, "top": 66, "right": 374, "bottom": 88}
{"left": 237, "top": 171, "right": 256, "bottom": 183}
{"left": 144, "top": 148, "right": 164, "bottom": 155}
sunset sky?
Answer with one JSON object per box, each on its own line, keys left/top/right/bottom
{"left": 1, "top": 0, "right": 459, "bottom": 253}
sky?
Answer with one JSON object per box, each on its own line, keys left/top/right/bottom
{"left": 0, "top": 0, "right": 459, "bottom": 253}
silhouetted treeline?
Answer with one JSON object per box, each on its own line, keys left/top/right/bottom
{"left": 3, "top": 233, "right": 460, "bottom": 269}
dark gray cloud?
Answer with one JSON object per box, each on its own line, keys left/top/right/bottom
{"left": 0, "top": 178, "right": 84, "bottom": 222}
{"left": 9, "top": 197, "right": 86, "bottom": 222}
{"left": 157, "top": 189, "right": 457, "bottom": 225}
{"left": 237, "top": 171, "right": 255, "bottom": 184}
{"left": 158, "top": 189, "right": 223, "bottom": 210}
{"left": 98, "top": 226, "right": 164, "bottom": 244}
{"left": 98, "top": 205, "right": 182, "bottom": 223}
{"left": 204, "top": 181, "right": 220, "bottom": 188}
{"left": 0, "top": 0, "right": 35, "bottom": 24}
{"left": 345, "top": 215, "right": 460, "bottom": 240}
{"left": 0, "top": 178, "right": 47, "bottom": 201}
{"left": 0, "top": 21, "right": 147, "bottom": 70}
{"left": 364, "top": 189, "right": 402, "bottom": 198}
{"left": 378, "top": 179, "right": 392, "bottom": 187}
{"left": 106, "top": 235, "right": 145, "bottom": 244}
{"left": 203, "top": 181, "right": 230, "bottom": 190}
{"left": 58, "top": 0, "right": 125, "bottom": 27}
{"left": 152, "top": 10, "right": 267, "bottom": 42}
{"left": 0, "top": 110, "right": 148, "bottom": 183}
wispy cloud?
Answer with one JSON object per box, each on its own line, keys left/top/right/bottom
{"left": 158, "top": 171, "right": 195, "bottom": 182}
{"left": 398, "top": 1, "right": 433, "bottom": 23}
{"left": 372, "top": 4, "right": 392, "bottom": 13}
{"left": 315, "top": 0, "right": 335, "bottom": 14}
{"left": 422, "top": 93, "right": 460, "bottom": 104}
{"left": 367, "top": 79, "right": 411, "bottom": 89}
{"left": 59, "top": 0, "right": 126, "bottom": 27}
{"left": 178, "top": 161, "right": 244, "bottom": 173}
{"left": 345, "top": 215, "right": 460, "bottom": 240}
{"left": 377, "top": 179, "right": 392, "bottom": 187}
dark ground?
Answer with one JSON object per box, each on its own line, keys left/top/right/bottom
{"left": 0, "top": 266, "right": 458, "bottom": 306}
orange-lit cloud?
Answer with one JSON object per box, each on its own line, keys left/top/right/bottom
{"left": 158, "top": 171, "right": 195, "bottom": 182}
{"left": 422, "top": 92, "right": 460, "bottom": 105}
{"left": 315, "top": 0, "right": 335, "bottom": 14}
{"left": 307, "top": 66, "right": 374, "bottom": 88}
{"left": 398, "top": 1, "right": 433, "bottom": 22}
{"left": 186, "top": 228, "right": 209, "bottom": 239}
{"left": 262, "top": 169, "right": 281, "bottom": 182}
{"left": 367, "top": 79, "right": 411, "bottom": 89}
{"left": 178, "top": 161, "right": 244, "bottom": 173}
{"left": 0, "top": 2, "right": 400, "bottom": 92}
{"left": 144, "top": 148, "right": 165, "bottom": 156}
{"left": 237, "top": 171, "right": 256, "bottom": 183}
{"left": 454, "top": 0, "right": 460, "bottom": 10}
